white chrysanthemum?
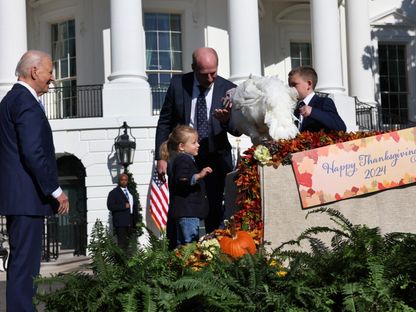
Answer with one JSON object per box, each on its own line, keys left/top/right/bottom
{"left": 253, "top": 145, "right": 272, "bottom": 165}
{"left": 200, "top": 238, "right": 220, "bottom": 260}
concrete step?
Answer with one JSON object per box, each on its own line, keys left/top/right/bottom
{"left": 41, "top": 249, "right": 90, "bottom": 267}
{"left": 1, "top": 253, "right": 92, "bottom": 281}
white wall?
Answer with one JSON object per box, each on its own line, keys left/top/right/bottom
{"left": 21, "top": 0, "right": 416, "bottom": 240}
{"left": 50, "top": 116, "right": 160, "bottom": 236}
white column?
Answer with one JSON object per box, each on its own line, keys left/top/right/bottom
{"left": 310, "top": 0, "right": 345, "bottom": 93}
{"left": 103, "top": 0, "right": 151, "bottom": 117}
{"left": 108, "top": 0, "right": 146, "bottom": 82}
{"left": 227, "top": 0, "right": 261, "bottom": 84}
{"left": 345, "top": 0, "right": 376, "bottom": 104}
{"left": 0, "top": 0, "right": 27, "bottom": 99}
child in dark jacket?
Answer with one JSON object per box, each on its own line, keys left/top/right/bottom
{"left": 159, "top": 125, "right": 212, "bottom": 247}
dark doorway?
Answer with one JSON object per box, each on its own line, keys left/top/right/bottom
{"left": 56, "top": 154, "right": 87, "bottom": 255}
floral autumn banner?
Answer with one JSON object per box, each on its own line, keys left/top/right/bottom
{"left": 291, "top": 127, "right": 416, "bottom": 209}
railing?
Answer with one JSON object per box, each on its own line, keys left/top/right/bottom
{"left": 355, "top": 97, "right": 416, "bottom": 131}
{"left": 151, "top": 85, "right": 169, "bottom": 115}
{"left": 377, "top": 108, "right": 416, "bottom": 131}
{"left": 42, "top": 215, "right": 87, "bottom": 261}
{"left": 0, "top": 216, "right": 5, "bottom": 235}
{"left": 42, "top": 216, "right": 60, "bottom": 261}
{"left": 0, "top": 216, "right": 7, "bottom": 270}
{"left": 41, "top": 84, "right": 103, "bottom": 120}
{"left": 355, "top": 98, "right": 376, "bottom": 131}
{"left": 72, "top": 217, "right": 88, "bottom": 256}
{"left": 0, "top": 215, "right": 86, "bottom": 263}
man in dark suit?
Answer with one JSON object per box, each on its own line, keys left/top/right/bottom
{"left": 0, "top": 50, "right": 69, "bottom": 311}
{"left": 155, "top": 47, "right": 240, "bottom": 237}
{"left": 288, "top": 66, "right": 346, "bottom": 132}
{"left": 107, "top": 173, "right": 139, "bottom": 253}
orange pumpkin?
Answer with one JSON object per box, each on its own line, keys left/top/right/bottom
{"left": 219, "top": 230, "right": 256, "bottom": 258}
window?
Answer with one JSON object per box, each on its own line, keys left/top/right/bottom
{"left": 51, "top": 20, "right": 77, "bottom": 117}
{"left": 144, "top": 13, "right": 182, "bottom": 114}
{"left": 290, "top": 42, "right": 312, "bottom": 68}
{"left": 378, "top": 44, "right": 408, "bottom": 125}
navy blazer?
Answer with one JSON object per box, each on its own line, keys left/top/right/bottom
{"left": 155, "top": 72, "right": 239, "bottom": 162}
{"left": 300, "top": 94, "right": 346, "bottom": 132}
{"left": 168, "top": 153, "right": 209, "bottom": 219}
{"left": 107, "top": 187, "right": 139, "bottom": 227}
{"left": 0, "top": 84, "right": 59, "bottom": 216}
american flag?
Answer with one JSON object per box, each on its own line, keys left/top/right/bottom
{"left": 150, "top": 167, "right": 169, "bottom": 230}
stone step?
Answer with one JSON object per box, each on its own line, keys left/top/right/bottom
{"left": 41, "top": 249, "right": 90, "bottom": 267}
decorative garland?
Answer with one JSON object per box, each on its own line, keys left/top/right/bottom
{"left": 125, "top": 169, "right": 144, "bottom": 236}
{"left": 232, "top": 130, "right": 380, "bottom": 240}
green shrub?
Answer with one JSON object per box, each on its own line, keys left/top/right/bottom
{"left": 35, "top": 208, "right": 416, "bottom": 311}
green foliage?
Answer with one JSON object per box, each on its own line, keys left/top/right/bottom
{"left": 276, "top": 207, "right": 416, "bottom": 311}
{"left": 35, "top": 208, "right": 416, "bottom": 311}
{"left": 125, "top": 169, "right": 144, "bottom": 236}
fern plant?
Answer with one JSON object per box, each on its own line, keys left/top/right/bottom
{"left": 275, "top": 207, "right": 416, "bottom": 311}
{"left": 35, "top": 207, "right": 416, "bottom": 311}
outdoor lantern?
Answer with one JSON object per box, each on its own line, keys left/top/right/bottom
{"left": 114, "top": 121, "right": 136, "bottom": 172}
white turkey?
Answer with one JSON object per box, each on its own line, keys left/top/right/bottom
{"left": 227, "top": 75, "right": 299, "bottom": 145}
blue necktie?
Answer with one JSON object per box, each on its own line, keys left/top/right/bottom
{"left": 123, "top": 189, "right": 129, "bottom": 200}
{"left": 294, "top": 101, "right": 305, "bottom": 129}
{"left": 38, "top": 99, "right": 45, "bottom": 113}
{"left": 196, "top": 86, "right": 209, "bottom": 140}
{"left": 123, "top": 189, "right": 132, "bottom": 214}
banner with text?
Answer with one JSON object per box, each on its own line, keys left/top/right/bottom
{"left": 291, "top": 128, "right": 416, "bottom": 209}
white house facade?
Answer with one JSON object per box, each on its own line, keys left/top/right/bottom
{"left": 0, "top": 0, "right": 415, "bottom": 255}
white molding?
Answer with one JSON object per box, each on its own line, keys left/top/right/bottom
{"left": 275, "top": 4, "right": 310, "bottom": 25}
{"left": 50, "top": 116, "right": 159, "bottom": 132}
{"left": 28, "top": 0, "right": 54, "bottom": 9}
{"left": 370, "top": 8, "right": 416, "bottom": 27}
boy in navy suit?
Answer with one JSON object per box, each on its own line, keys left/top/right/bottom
{"left": 288, "top": 66, "right": 346, "bottom": 132}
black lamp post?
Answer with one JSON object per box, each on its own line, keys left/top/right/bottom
{"left": 114, "top": 121, "right": 136, "bottom": 172}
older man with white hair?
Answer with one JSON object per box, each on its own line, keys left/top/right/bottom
{"left": 0, "top": 50, "right": 69, "bottom": 311}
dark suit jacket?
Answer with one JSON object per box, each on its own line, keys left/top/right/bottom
{"left": 155, "top": 72, "right": 239, "bottom": 169}
{"left": 300, "top": 94, "right": 346, "bottom": 132}
{"left": 168, "top": 153, "right": 209, "bottom": 219}
{"left": 107, "top": 187, "right": 139, "bottom": 227}
{"left": 0, "top": 83, "right": 59, "bottom": 216}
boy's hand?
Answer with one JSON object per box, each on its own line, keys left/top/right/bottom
{"left": 197, "top": 167, "right": 213, "bottom": 180}
{"left": 299, "top": 105, "right": 312, "bottom": 118}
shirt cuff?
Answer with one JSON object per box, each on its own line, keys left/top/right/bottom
{"left": 52, "top": 187, "right": 63, "bottom": 198}
{"left": 191, "top": 174, "right": 197, "bottom": 185}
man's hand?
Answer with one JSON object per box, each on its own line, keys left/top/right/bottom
{"left": 157, "top": 159, "right": 168, "bottom": 182}
{"left": 56, "top": 192, "right": 69, "bottom": 215}
{"left": 213, "top": 107, "right": 232, "bottom": 124}
{"left": 214, "top": 89, "right": 234, "bottom": 124}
